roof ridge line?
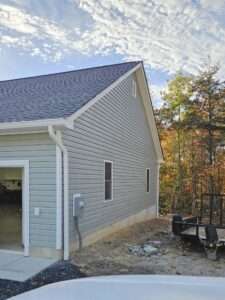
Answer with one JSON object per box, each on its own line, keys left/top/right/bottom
{"left": 0, "top": 61, "right": 142, "bottom": 84}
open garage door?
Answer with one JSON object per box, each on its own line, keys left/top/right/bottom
{"left": 0, "top": 168, "right": 23, "bottom": 252}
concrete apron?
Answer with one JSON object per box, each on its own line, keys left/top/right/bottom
{"left": 0, "top": 251, "right": 56, "bottom": 282}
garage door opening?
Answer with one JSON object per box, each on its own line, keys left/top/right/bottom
{"left": 0, "top": 168, "right": 23, "bottom": 252}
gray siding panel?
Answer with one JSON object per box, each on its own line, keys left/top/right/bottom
{"left": 63, "top": 74, "right": 158, "bottom": 245}
{"left": 0, "top": 133, "right": 56, "bottom": 248}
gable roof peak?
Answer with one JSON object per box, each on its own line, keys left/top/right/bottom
{"left": 0, "top": 61, "right": 141, "bottom": 123}
{"left": 0, "top": 61, "right": 142, "bottom": 84}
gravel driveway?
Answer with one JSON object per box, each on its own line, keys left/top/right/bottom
{"left": 0, "top": 261, "right": 85, "bottom": 300}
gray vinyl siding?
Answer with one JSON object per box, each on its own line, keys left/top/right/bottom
{"left": 63, "top": 74, "right": 158, "bottom": 246}
{"left": 0, "top": 133, "right": 56, "bottom": 248}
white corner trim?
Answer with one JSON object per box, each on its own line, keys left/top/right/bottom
{"left": 156, "top": 162, "right": 161, "bottom": 217}
{"left": 23, "top": 161, "right": 30, "bottom": 257}
{"left": 48, "top": 126, "right": 69, "bottom": 260}
{"left": 65, "top": 118, "right": 74, "bottom": 130}
{"left": 56, "top": 132, "right": 63, "bottom": 250}
{"left": 63, "top": 152, "right": 69, "bottom": 259}
{"left": 67, "top": 64, "right": 142, "bottom": 124}
{"left": 0, "top": 160, "right": 30, "bottom": 256}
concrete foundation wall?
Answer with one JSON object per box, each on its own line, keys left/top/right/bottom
{"left": 71, "top": 206, "right": 156, "bottom": 253}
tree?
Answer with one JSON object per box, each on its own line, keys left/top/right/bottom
{"left": 159, "top": 74, "right": 192, "bottom": 211}
{"left": 186, "top": 66, "right": 225, "bottom": 200}
{"left": 157, "top": 66, "right": 225, "bottom": 215}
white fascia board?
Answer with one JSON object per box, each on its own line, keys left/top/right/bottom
{"left": 0, "top": 118, "right": 73, "bottom": 133}
{"left": 0, "top": 130, "right": 48, "bottom": 136}
{"left": 67, "top": 63, "right": 142, "bottom": 124}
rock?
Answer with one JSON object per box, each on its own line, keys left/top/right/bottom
{"left": 205, "top": 248, "right": 218, "bottom": 261}
{"left": 176, "top": 271, "right": 182, "bottom": 275}
{"left": 77, "top": 263, "right": 86, "bottom": 269}
{"left": 128, "top": 244, "right": 159, "bottom": 257}
{"left": 152, "top": 241, "right": 161, "bottom": 246}
{"left": 128, "top": 245, "right": 141, "bottom": 255}
{"left": 143, "top": 245, "right": 158, "bottom": 256}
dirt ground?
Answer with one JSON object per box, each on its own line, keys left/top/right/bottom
{"left": 72, "top": 218, "right": 225, "bottom": 277}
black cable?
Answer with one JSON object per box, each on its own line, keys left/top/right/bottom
{"left": 74, "top": 216, "right": 82, "bottom": 251}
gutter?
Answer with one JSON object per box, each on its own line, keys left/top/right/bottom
{"left": 0, "top": 118, "right": 74, "bottom": 131}
{"left": 48, "top": 125, "right": 69, "bottom": 260}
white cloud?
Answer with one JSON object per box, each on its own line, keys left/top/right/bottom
{"left": 0, "top": 3, "right": 81, "bottom": 61}
{"left": 150, "top": 84, "right": 166, "bottom": 107}
{"left": 0, "top": 1, "right": 225, "bottom": 76}
{"left": 76, "top": 0, "right": 225, "bottom": 76}
{"left": 150, "top": 84, "right": 164, "bottom": 100}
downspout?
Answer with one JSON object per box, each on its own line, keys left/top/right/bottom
{"left": 48, "top": 125, "right": 69, "bottom": 260}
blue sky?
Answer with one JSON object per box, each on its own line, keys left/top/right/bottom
{"left": 0, "top": 0, "right": 225, "bottom": 107}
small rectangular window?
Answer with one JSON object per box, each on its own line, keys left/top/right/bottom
{"left": 105, "top": 161, "right": 113, "bottom": 200}
{"left": 132, "top": 79, "right": 137, "bottom": 98}
{"left": 146, "top": 168, "right": 150, "bottom": 193}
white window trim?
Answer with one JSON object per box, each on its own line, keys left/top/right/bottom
{"left": 132, "top": 79, "right": 137, "bottom": 98}
{"left": 104, "top": 160, "right": 113, "bottom": 202}
{"left": 146, "top": 168, "right": 150, "bottom": 193}
{"left": 0, "top": 160, "right": 30, "bottom": 256}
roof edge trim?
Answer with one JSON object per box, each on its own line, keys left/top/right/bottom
{"left": 0, "top": 117, "right": 73, "bottom": 131}
{"left": 137, "top": 64, "right": 164, "bottom": 163}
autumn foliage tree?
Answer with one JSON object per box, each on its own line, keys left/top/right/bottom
{"left": 157, "top": 66, "right": 225, "bottom": 215}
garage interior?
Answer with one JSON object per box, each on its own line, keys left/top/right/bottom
{"left": 0, "top": 168, "right": 23, "bottom": 252}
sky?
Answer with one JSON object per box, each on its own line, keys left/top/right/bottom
{"left": 0, "top": 0, "right": 225, "bottom": 107}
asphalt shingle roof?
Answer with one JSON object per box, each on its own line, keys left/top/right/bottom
{"left": 0, "top": 61, "right": 140, "bottom": 123}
